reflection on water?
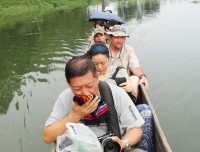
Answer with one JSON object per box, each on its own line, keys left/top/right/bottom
{"left": 0, "top": 8, "right": 91, "bottom": 114}
{"left": 117, "top": 0, "right": 160, "bottom": 21}
{"left": 1, "top": 0, "right": 200, "bottom": 152}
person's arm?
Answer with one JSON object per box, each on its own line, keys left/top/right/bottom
{"left": 131, "top": 67, "right": 149, "bottom": 91}
{"left": 110, "top": 84, "right": 144, "bottom": 150}
{"left": 43, "top": 96, "right": 100, "bottom": 144}
{"left": 127, "top": 46, "right": 149, "bottom": 90}
{"left": 112, "top": 127, "right": 143, "bottom": 150}
{"left": 43, "top": 111, "right": 82, "bottom": 144}
{"left": 118, "top": 72, "right": 132, "bottom": 93}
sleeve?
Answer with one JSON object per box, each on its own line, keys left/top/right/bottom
{"left": 127, "top": 46, "right": 140, "bottom": 70}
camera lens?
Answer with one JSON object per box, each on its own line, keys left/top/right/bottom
{"left": 103, "top": 140, "right": 120, "bottom": 152}
{"left": 98, "top": 133, "right": 121, "bottom": 152}
{"left": 104, "top": 140, "right": 120, "bottom": 152}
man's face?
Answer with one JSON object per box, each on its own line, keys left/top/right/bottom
{"left": 69, "top": 71, "right": 99, "bottom": 96}
{"left": 94, "top": 33, "right": 106, "bottom": 44}
{"left": 110, "top": 36, "right": 126, "bottom": 49}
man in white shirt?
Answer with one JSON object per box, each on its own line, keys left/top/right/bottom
{"left": 43, "top": 55, "right": 145, "bottom": 151}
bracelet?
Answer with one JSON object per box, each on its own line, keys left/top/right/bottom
{"left": 138, "top": 74, "right": 146, "bottom": 80}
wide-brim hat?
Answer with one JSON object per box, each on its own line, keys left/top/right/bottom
{"left": 106, "top": 25, "right": 129, "bottom": 37}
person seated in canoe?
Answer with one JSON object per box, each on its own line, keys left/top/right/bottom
{"left": 105, "top": 25, "right": 149, "bottom": 91}
{"left": 43, "top": 55, "right": 146, "bottom": 152}
{"left": 103, "top": 6, "right": 112, "bottom": 13}
{"left": 86, "top": 27, "right": 107, "bottom": 50}
{"left": 85, "top": 42, "right": 139, "bottom": 100}
{"left": 92, "top": 19, "right": 105, "bottom": 28}
{"left": 87, "top": 19, "right": 121, "bottom": 49}
{"left": 103, "top": 19, "right": 121, "bottom": 32}
{"left": 93, "top": 27, "right": 107, "bottom": 44}
{"left": 85, "top": 42, "right": 155, "bottom": 152}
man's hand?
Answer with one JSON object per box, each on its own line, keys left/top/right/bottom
{"left": 111, "top": 136, "right": 127, "bottom": 151}
{"left": 72, "top": 96, "right": 100, "bottom": 118}
{"left": 119, "top": 82, "right": 132, "bottom": 93}
{"left": 139, "top": 76, "right": 149, "bottom": 91}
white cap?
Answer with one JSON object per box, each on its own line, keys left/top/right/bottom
{"left": 103, "top": 6, "right": 112, "bottom": 13}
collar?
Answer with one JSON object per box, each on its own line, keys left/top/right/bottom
{"left": 108, "top": 44, "right": 125, "bottom": 58}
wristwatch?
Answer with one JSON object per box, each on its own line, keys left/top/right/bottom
{"left": 138, "top": 74, "right": 146, "bottom": 80}
{"left": 122, "top": 139, "right": 131, "bottom": 152}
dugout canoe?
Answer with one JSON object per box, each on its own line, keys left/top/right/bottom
{"left": 136, "top": 84, "right": 172, "bottom": 152}
{"left": 51, "top": 84, "right": 172, "bottom": 152}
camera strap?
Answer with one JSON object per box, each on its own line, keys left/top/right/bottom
{"left": 98, "top": 81, "right": 121, "bottom": 139}
{"left": 111, "top": 66, "right": 123, "bottom": 79}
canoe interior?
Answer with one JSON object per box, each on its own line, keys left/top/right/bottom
{"left": 136, "top": 84, "right": 172, "bottom": 152}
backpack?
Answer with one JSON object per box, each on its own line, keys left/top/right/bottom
{"left": 110, "top": 66, "right": 136, "bottom": 103}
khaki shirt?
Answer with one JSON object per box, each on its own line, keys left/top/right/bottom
{"left": 108, "top": 44, "right": 140, "bottom": 73}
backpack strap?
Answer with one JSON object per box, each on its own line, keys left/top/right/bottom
{"left": 98, "top": 81, "right": 121, "bottom": 139}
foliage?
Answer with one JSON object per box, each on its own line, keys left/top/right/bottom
{"left": 0, "top": 0, "right": 91, "bottom": 28}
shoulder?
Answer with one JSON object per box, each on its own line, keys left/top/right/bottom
{"left": 44, "top": 88, "right": 74, "bottom": 126}
{"left": 124, "top": 44, "right": 134, "bottom": 52}
{"left": 56, "top": 88, "right": 74, "bottom": 107}
{"left": 107, "top": 82, "right": 127, "bottom": 96}
{"left": 58, "top": 88, "right": 73, "bottom": 99}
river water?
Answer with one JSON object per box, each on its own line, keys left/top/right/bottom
{"left": 0, "top": 0, "right": 200, "bottom": 151}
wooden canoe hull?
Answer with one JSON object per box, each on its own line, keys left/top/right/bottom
{"left": 136, "top": 84, "right": 172, "bottom": 152}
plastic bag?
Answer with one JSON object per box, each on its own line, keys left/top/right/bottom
{"left": 56, "top": 122, "right": 103, "bottom": 152}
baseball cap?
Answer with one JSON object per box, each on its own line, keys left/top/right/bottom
{"left": 103, "top": 6, "right": 112, "bottom": 13}
{"left": 93, "top": 27, "right": 105, "bottom": 36}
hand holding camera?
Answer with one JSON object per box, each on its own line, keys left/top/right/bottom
{"left": 98, "top": 132, "right": 121, "bottom": 152}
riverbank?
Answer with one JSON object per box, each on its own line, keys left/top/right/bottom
{"left": 0, "top": 0, "right": 93, "bottom": 29}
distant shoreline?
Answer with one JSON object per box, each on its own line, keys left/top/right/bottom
{"left": 0, "top": 0, "right": 93, "bottom": 29}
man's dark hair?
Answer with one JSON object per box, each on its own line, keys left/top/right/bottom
{"left": 65, "top": 55, "right": 97, "bottom": 83}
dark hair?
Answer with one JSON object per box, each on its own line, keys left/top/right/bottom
{"left": 93, "top": 19, "right": 106, "bottom": 27}
{"left": 86, "top": 42, "right": 109, "bottom": 59}
{"left": 103, "top": 19, "right": 121, "bottom": 28}
{"left": 65, "top": 55, "right": 97, "bottom": 83}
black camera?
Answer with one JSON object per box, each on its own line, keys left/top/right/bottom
{"left": 98, "top": 132, "right": 121, "bottom": 152}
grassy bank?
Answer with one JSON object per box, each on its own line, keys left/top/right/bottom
{"left": 0, "top": 0, "right": 93, "bottom": 28}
